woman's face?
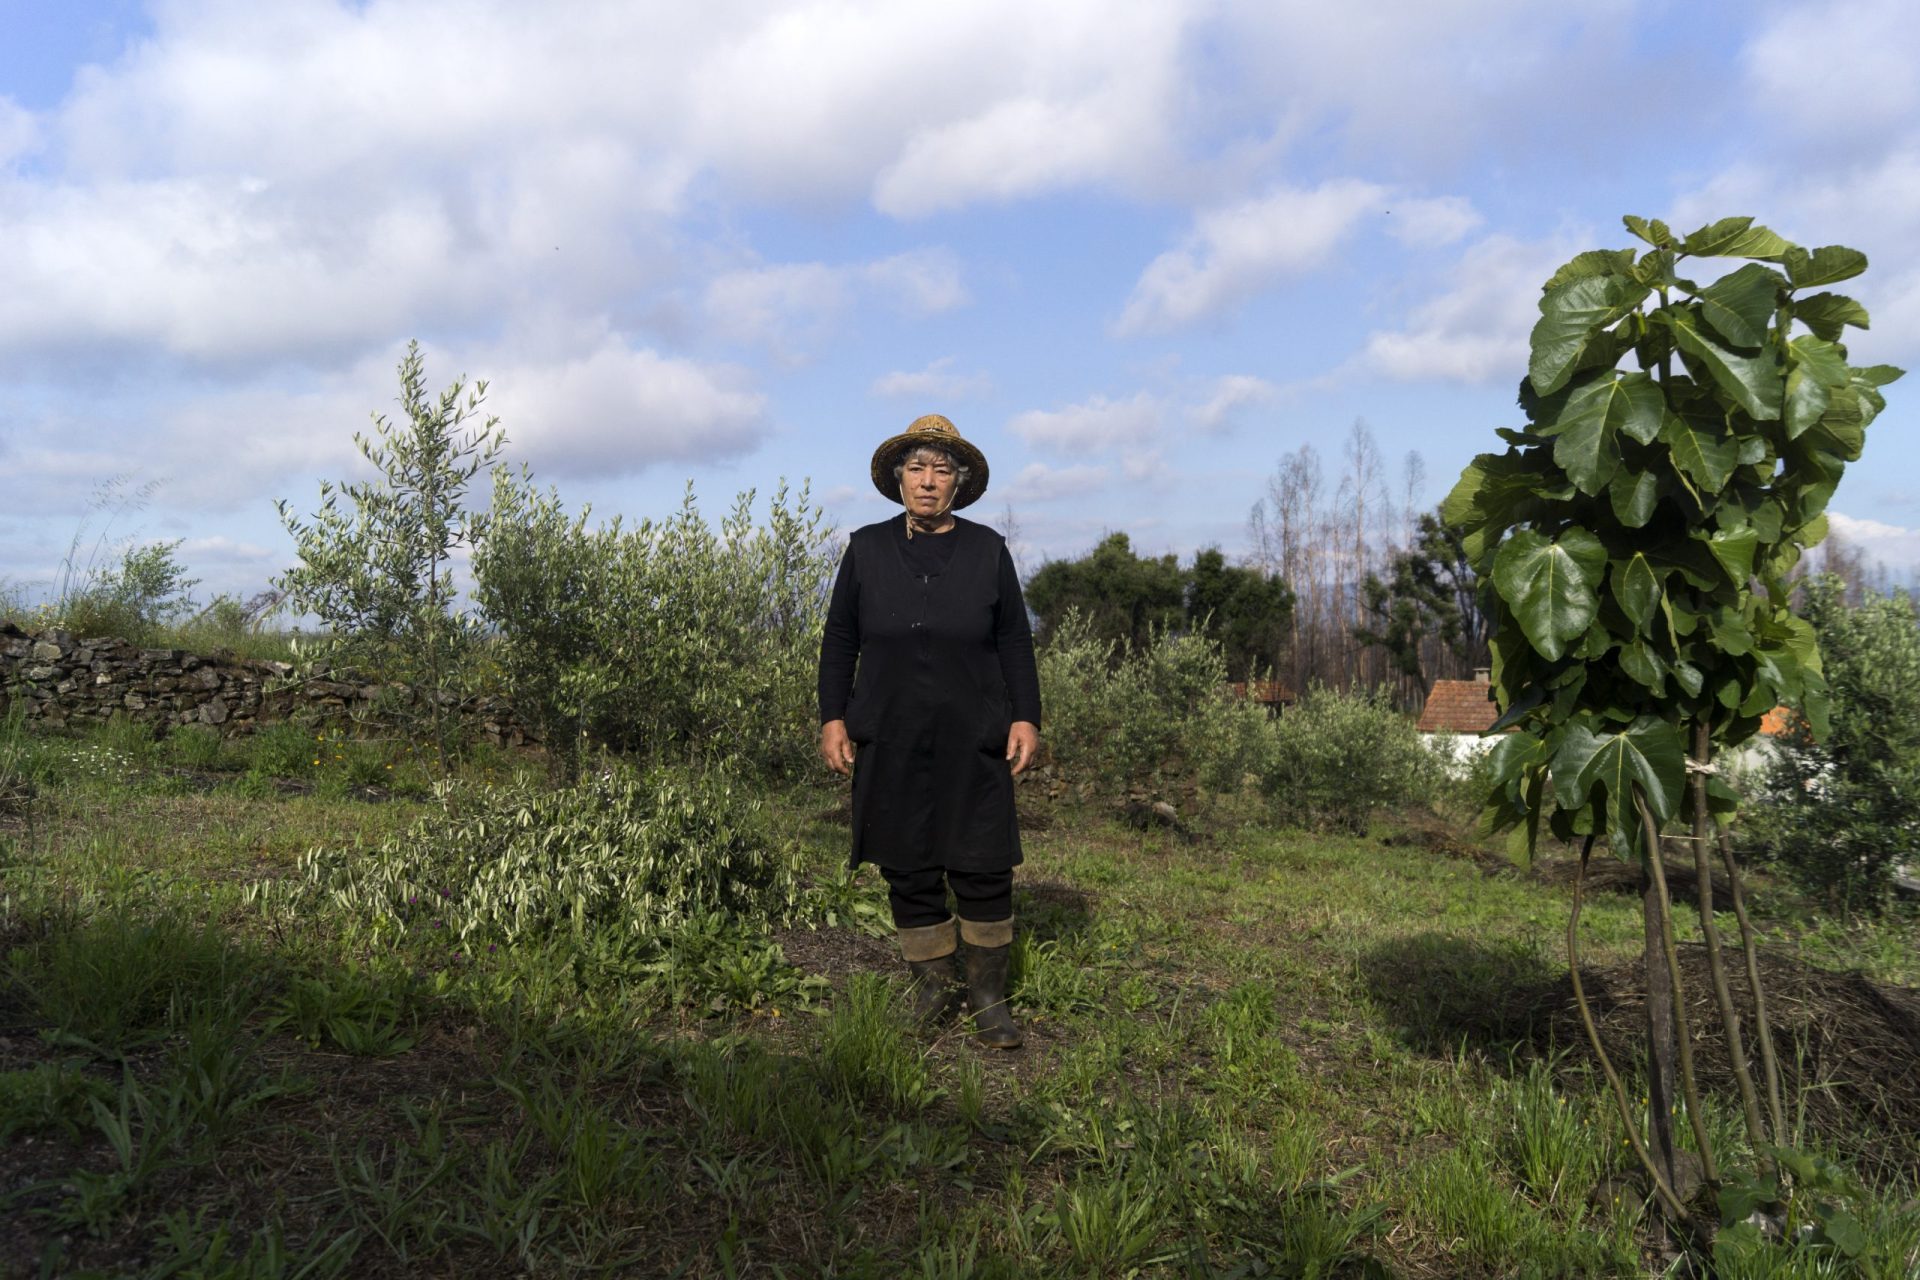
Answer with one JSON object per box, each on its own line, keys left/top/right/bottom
{"left": 900, "top": 449, "right": 958, "bottom": 518}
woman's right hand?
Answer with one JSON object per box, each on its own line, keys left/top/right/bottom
{"left": 819, "top": 720, "right": 856, "bottom": 775}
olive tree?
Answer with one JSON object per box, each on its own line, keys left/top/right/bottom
{"left": 1446, "top": 216, "right": 1901, "bottom": 1225}
{"left": 276, "top": 341, "right": 504, "bottom": 771}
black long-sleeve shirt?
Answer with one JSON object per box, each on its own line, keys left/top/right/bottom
{"left": 817, "top": 518, "right": 1042, "bottom": 728}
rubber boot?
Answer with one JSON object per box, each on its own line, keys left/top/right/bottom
{"left": 960, "top": 918, "right": 1023, "bottom": 1050}
{"left": 897, "top": 919, "right": 959, "bottom": 1026}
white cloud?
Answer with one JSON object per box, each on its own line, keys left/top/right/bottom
{"left": 1008, "top": 393, "right": 1163, "bottom": 453}
{"left": 1115, "top": 179, "right": 1388, "bottom": 335}
{"left": 870, "top": 357, "right": 992, "bottom": 401}
{"left": 1743, "top": 0, "right": 1919, "bottom": 150}
{"left": 1002, "top": 462, "right": 1113, "bottom": 502}
{"left": 860, "top": 249, "right": 969, "bottom": 314}
{"left": 703, "top": 248, "right": 966, "bottom": 356}
{"left": 1385, "top": 195, "right": 1484, "bottom": 249}
{"left": 0, "top": 97, "right": 39, "bottom": 167}
{"left": 1670, "top": 150, "right": 1920, "bottom": 367}
{"left": 1188, "top": 374, "right": 1278, "bottom": 431}
{"left": 481, "top": 340, "right": 768, "bottom": 479}
{"left": 1360, "top": 232, "right": 1582, "bottom": 384}
{"left": 1828, "top": 512, "right": 1920, "bottom": 569}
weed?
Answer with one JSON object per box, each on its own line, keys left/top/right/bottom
{"left": 1497, "top": 1057, "right": 1609, "bottom": 1208}
{"left": 7, "top": 908, "right": 254, "bottom": 1045}
{"left": 0, "top": 1061, "right": 113, "bottom": 1140}
{"left": 818, "top": 972, "right": 942, "bottom": 1114}
{"left": 272, "top": 967, "right": 417, "bottom": 1056}
{"left": 163, "top": 724, "right": 230, "bottom": 771}
{"left": 248, "top": 720, "right": 319, "bottom": 778}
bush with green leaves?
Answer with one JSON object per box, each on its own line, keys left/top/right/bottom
{"left": 1447, "top": 213, "right": 1902, "bottom": 1227}
{"left": 1037, "top": 610, "right": 1262, "bottom": 799}
{"left": 54, "top": 540, "right": 200, "bottom": 644}
{"left": 276, "top": 340, "right": 504, "bottom": 770}
{"left": 1746, "top": 577, "right": 1920, "bottom": 912}
{"left": 1252, "top": 684, "right": 1443, "bottom": 833}
{"left": 473, "top": 471, "right": 835, "bottom": 778}
{"left": 275, "top": 763, "right": 802, "bottom": 950}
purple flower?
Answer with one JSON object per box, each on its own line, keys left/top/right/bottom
{"left": 487, "top": 944, "right": 497, "bottom": 953}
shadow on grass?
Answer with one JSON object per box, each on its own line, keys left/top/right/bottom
{"left": 1013, "top": 877, "right": 1094, "bottom": 947}
{"left": 1357, "top": 930, "right": 1564, "bottom": 1062}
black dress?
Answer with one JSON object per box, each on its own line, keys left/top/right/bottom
{"left": 817, "top": 516, "right": 1042, "bottom": 872}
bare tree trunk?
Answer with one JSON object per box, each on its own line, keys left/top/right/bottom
{"left": 1642, "top": 856, "right": 1683, "bottom": 1196}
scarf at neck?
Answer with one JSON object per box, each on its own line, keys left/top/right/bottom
{"left": 904, "top": 498, "right": 955, "bottom": 539}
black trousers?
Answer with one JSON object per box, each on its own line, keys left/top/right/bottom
{"left": 880, "top": 865, "right": 1013, "bottom": 928}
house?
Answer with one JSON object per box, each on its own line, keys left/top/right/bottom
{"left": 1224, "top": 679, "right": 1297, "bottom": 715}
{"left": 1416, "top": 670, "right": 1502, "bottom": 766}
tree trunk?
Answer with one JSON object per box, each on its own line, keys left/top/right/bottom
{"left": 1642, "top": 862, "right": 1682, "bottom": 1194}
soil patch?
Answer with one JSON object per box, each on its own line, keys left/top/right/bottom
{"left": 1509, "top": 943, "right": 1920, "bottom": 1181}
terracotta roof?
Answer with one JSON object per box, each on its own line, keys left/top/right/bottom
{"left": 1417, "top": 678, "right": 1501, "bottom": 734}
{"left": 1225, "top": 680, "right": 1297, "bottom": 705}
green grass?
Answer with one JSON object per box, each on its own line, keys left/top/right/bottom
{"left": 1, "top": 721, "right": 1917, "bottom": 1277}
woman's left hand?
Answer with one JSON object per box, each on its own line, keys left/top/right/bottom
{"left": 1005, "top": 721, "right": 1040, "bottom": 775}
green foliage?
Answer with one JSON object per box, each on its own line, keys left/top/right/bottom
{"left": 1184, "top": 547, "right": 1295, "bottom": 681}
{"left": 1748, "top": 579, "right": 1920, "bottom": 912}
{"left": 0, "top": 1061, "right": 115, "bottom": 1140}
{"left": 1027, "top": 533, "right": 1184, "bottom": 653}
{"left": 54, "top": 540, "right": 200, "bottom": 644}
{"left": 277, "top": 763, "right": 802, "bottom": 949}
{"left": 1026, "top": 534, "right": 1291, "bottom": 678}
{"left": 817, "top": 972, "right": 941, "bottom": 1113}
{"left": 275, "top": 340, "right": 505, "bottom": 766}
{"left": 273, "top": 967, "right": 418, "bottom": 1056}
{"left": 1716, "top": 1145, "right": 1920, "bottom": 1278}
{"left": 1447, "top": 215, "right": 1903, "bottom": 860}
{"left": 1356, "top": 510, "right": 1489, "bottom": 691}
{"left": 473, "top": 471, "right": 835, "bottom": 778}
{"left": 5, "top": 908, "right": 254, "bottom": 1044}
{"left": 1253, "top": 685, "right": 1442, "bottom": 833}
{"left": 1037, "top": 611, "right": 1258, "bottom": 797}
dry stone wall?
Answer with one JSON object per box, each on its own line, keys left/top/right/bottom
{"left": 0, "top": 621, "right": 533, "bottom": 744}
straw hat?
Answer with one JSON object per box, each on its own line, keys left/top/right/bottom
{"left": 869, "top": 414, "right": 990, "bottom": 509}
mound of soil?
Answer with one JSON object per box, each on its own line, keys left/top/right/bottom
{"left": 1530, "top": 852, "right": 1736, "bottom": 912}
{"left": 1508, "top": 943, "right": 1920, "bottom": 1181}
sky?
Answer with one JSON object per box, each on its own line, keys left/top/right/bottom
{"left": 3, "top": 0, "right": 1920, "bottom": 606}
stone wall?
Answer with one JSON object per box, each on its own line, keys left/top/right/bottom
{"left": 0, "top": 621, "right": 533, "bottom": 744}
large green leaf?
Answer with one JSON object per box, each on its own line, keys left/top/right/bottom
{"left": 1538, "top": 373, "right": 1665, "bottom": 493}
{"left": 1660, "top": 412, "right": 1739, "bottom": 494}
{"left": 1792, "top": 292, "right": 1871, "bottom": 341}
{"left": 1784, "top": 366, "right": 1830, "bottom": 439}
{"left": 1790, "top": 336, "right": 1851, "bottom": 388}
{"left": 1529, "top": 275, "right": 1647, "bottom": 396}
{"left": 1623, "top": 215, "right": 1675, "bottom": 248}
{"left": 1680, "top": 216, "right": 1794, "bottom": 260}
{"left": 1783, "top": 245, "right": 1867, "bottom": 288}
{"left": 1608, "top": 468, "right": 1659, "bottom": 528}
{"left": 1666, "top": 308, "right": 1785, "bottom": 420}
{"left": 1612, "top": 553, "right": 1662, "bottom": 634}
{"left": 1492, "top": 527, "right": 1607, "bottom": 661}
{"left": 1544, "top": 249, "right": 1638, "bottom": 290}
{"left": 1580, "top": 717, "right": 1689, "bottom": 845}
{"left": 1706, "top": 527, "right": 1759, "bottom": 585}
{"left": 1619, "top": 638, "right": 1668, "bottom": 695}
{"left": 1695, "top": 263, "right": 1785, "bottom": 347}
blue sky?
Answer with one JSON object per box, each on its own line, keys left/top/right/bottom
{"left": 3, "top": 0, "right": 1919, "bottom": 604}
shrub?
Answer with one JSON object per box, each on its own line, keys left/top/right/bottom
{"left": 473, "top": 473, "right": 836, "bottom": 779}
{"left": 1252, "top": 684, "right": 1441, "bottom": 832}
{"left": 1038, "top": 611, "right": 1265, "bottom": 799}
{"left": 1746, "top": 577, "right": 1920, "bottom": 913}
{"left": 53, "top": 541, "right": 201, "bottom": 645}
{"left": 277, "top": 763, "right": 802, "bottom": 949}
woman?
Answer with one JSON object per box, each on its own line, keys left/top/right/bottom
{"left": 817, "top": 414, "right": 1042, "bottom": 1049}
